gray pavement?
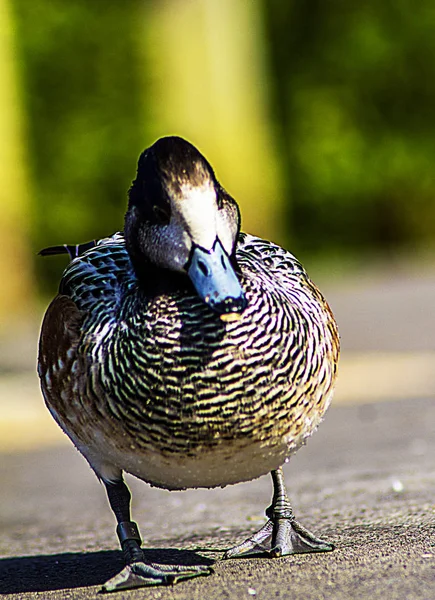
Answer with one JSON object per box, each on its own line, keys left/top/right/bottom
{"left": 1, "top": 395, "right": 435, "bottom": 599}
{"left": 323, "top": 266, "right": 435, "bottom": 352}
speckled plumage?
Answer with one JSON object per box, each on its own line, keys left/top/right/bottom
{"left": 37, "top": 136, "right": 340, "bottom": 591}
{"left": 39, "top": 230, "right": 338, "bottom": 490}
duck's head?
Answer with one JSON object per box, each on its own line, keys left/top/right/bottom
{"left": 125, "top": 136, "right": 247, "bottom": 315}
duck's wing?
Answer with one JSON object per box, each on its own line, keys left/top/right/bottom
{"left": 38, "top": 240, "right": 99, "bottom": 261}
{"left": 37, "top": 294, "right": 84, "bottom": 432}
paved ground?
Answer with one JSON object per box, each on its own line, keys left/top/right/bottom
{"left": 1, "top": 264, "right": 435, "bottom": 599}
{"left": 1, "top": 395, "right": 435, "bottom": 599}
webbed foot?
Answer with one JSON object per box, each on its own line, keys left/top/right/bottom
{"left": 223, "top": 517, "right": 333, "bottom": 559}
{"left": 102, "top": 559, "right": 212, "bottom": 592}
{"left": 224, "top": 467, "right": 334, "bottom": 559}
{"left": 102, "top": 480, "right": 212, "bottom": 592}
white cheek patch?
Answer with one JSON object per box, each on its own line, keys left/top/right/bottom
{"left": 177, "top": 183, "right": 218, "bottom": 250}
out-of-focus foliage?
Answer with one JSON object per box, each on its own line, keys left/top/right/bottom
{"left": 263, "top": 0, "right": 435, "bottom": 256}
{"left": 0, "top": 0, "right": 34, "bottom": 320}
{"left": 12, "top": 0, "right": 146, "bottom": 292}
{"left": 5, "top": 0, "right": 435, "bottom": 303}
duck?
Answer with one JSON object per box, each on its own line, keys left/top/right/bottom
{"left": 38, "top": 135, "right": 340, "bottom": 592}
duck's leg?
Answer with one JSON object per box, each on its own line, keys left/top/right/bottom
{"left": 101, "top": 477, "right": 212, "bottom": 592}
{"left": 224, "top": 467, "right": 334, "bottom": 559}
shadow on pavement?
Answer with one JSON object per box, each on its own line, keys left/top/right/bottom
{"left": 0, "top": 548, "right": 215, "bottom": 594}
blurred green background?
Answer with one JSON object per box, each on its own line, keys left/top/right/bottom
{"left": 2, "top": 0, "right": 435, "bottom": 325}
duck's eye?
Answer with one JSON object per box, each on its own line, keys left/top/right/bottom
{"left": 153, "top": 205, "right": 170, "bottom": 225}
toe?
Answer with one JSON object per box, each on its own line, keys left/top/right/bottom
{"left": 223, "top": 520, "right": 273, "bottom": 559}
{"left": 270, "top": 519, "right": 335, "bottom": 556}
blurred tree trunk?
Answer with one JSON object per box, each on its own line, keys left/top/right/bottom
{"left": 143, "top": 0, "right": 285, "bottom": 244}
{"left": 0, "top": 0, "right": 34, "bottom": 327}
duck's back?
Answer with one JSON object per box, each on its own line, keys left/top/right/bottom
{"left": 39, "top": 232, "right": 339, "bottom": 490}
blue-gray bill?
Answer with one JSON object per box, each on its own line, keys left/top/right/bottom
{"left": 187, "top": 239, "right": 247, "bottom": 314}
